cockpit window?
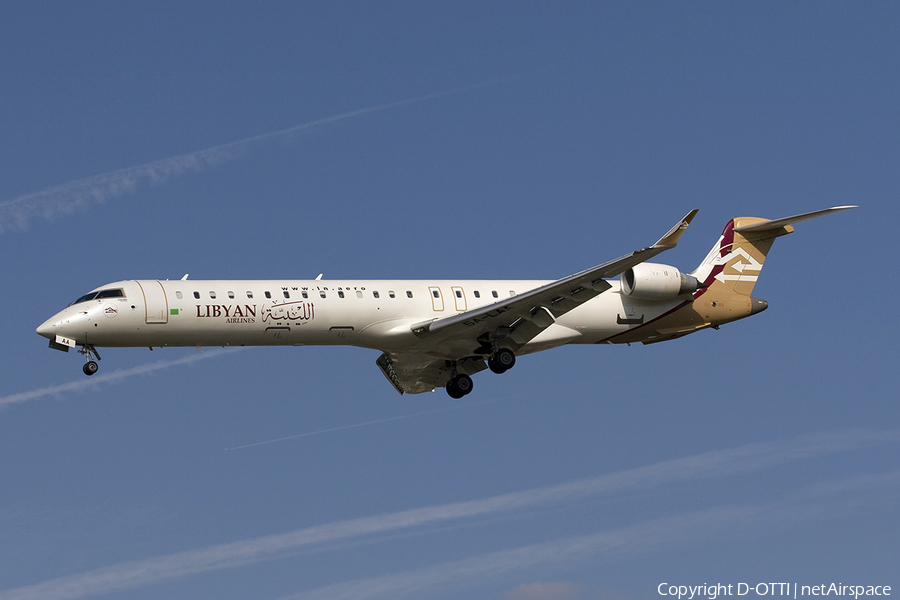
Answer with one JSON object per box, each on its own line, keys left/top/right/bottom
{"left": 71, "top": 292, "right": 98, "bottom": 305}
{"left": 70, "top": 288, "right": 124, "bottom": 306}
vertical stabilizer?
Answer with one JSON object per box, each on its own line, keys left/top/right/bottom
{"left": 691, "top": 205, "right": 856, "bottom": 298}
{"left": 691, "top": 217, "right": 788, "bottom": 297}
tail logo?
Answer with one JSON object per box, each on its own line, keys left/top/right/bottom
{"left": 712, "top": 247, "right": 763, "bottom": 283}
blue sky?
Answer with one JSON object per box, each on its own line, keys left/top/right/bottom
{"left": 1, "top": 3, "right": 898, "bottom": 599}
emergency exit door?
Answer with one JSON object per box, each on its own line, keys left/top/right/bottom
{"left": 428, "top": 286, "right": 444, "bottom": 311}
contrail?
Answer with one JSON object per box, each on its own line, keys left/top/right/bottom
{"left": 279, "top": 506, "right": 758, "bottom": 600}
{"left": 282, "top": 471, "right": 900, "bottom": 600}
{"left": 0, "top": 348, "right": 243, "bottom": 409}
{"left": 224, "top": 397, "right": 503, "bottom": 450}
{"left": 0, "top": 428, "right": 896, "bottom": 600}
{"left": 0, "top": 78, "right": 516, "bottom": 235}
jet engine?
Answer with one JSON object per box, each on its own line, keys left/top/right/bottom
{"left": 621, "top": 263, "right": 702, "bottom": 301}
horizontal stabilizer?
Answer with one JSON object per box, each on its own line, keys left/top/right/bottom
{"left": 733, "top": 205, "right": 857, "bottom": 233}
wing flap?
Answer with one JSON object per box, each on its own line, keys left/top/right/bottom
{"left": 376, "top": 352, "right": 447, "bottom": 395}
{"left": 376, "top": 351, "right": 489, "bottom": 395}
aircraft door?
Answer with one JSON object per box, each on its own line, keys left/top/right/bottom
{"left": 136, "top": 280, "right": 169, "bottom": 324}
{"left": 428, "top": 286, "right": 444, "bottom": 311}
{"left": 451, "top": 286, "right": 467, "bottom": 311}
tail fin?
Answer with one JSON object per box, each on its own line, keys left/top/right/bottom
{"left": 691, "top": 206, "right": 856, "bottom": 298}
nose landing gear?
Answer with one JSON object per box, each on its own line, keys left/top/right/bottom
{"left": 79, "top": 344, "right": 101, "bottom": 376}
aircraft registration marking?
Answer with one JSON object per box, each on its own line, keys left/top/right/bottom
{"left": 55, "top": 335, "right": 76, "bottom": 348}
{"left": 462, "top": 305, "right": 512, "bottom": 326}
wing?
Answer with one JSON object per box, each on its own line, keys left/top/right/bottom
{"left": 374, "top": 210, "right": 697, "bottom": 395}
{"left": 408, "top": 209, "right": 698, "bottom": 356}
{"left": 376, "top": 351, "right": 487, "bottom": 395}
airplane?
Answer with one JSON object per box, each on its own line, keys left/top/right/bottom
{"left": 36, "top": 206, "right": 855, "bottom": 398}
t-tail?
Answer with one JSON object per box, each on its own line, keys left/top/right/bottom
{"left": 689, "top": 205, "right": 856, "bottom": 323}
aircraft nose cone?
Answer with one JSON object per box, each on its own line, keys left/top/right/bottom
{"left": 36, "top": 319, "right": 56, "bottom": 339}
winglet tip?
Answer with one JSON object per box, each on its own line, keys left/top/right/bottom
{"left": 653, "top": 209, "right": 699, "bottom": 248}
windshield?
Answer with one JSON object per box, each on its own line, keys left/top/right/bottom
{"left": 69, "top": 288, "right": 125, "bottom": 306}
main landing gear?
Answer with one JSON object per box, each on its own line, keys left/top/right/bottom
{"left": 79, "top": 344, "right": 101, "bottom": 376}
{"left": 446, "top": 374, "right": 473, "bottom": 399}
{"left": 488, "top": 348, "right": 515, "bottom": 374}
{"left": 445, "top": 348, "right": 517, "bottom": 398}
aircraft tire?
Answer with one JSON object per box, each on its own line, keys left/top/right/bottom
{"left": 83, "top": 361, "right": 99, "bottom": 376}
{"left": 446, "top": 374, "right": 473, "bottom": 398}
{"left": 455, "top": 374, "right": 473, "bottom": 395}
{"left": 488, "top": 349, "right": 515, "bottom": 374}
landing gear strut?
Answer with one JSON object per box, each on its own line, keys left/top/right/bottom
{"left": 446, "top": 373, "right": 473, "bottom": 399}
{"left": 79, "top": 344, "right": 101, "bottom": 376}
{"left": 488, "top": 348, "right": 516, "bottom": 374}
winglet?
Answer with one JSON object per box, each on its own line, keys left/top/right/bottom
{"left": 733, "top": 205, "right": 857, "bottom": 233}
{"left": 653, "top": 209, "right": 699, "bottom": 248}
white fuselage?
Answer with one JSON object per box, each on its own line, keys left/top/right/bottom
{"left": 34, "top": 206, "right": 852, "bottom": 395}
{"left": 37, "top": 278, "right": 684, "bottom": 358}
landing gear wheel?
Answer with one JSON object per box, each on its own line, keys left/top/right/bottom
{"left": 446, "top": 374, "right": 473, "bottom": 398}
{"left": 78, "top": 344, "right": 101, "bottom": 376}
{"left": 488, "top": 348, "right": 516, "bottom": 374}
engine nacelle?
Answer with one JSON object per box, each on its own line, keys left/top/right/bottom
{"left": 621, "top": 263, "right": 701, "bottom": 301}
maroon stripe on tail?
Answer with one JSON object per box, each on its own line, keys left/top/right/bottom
{"left": 694, "top": 219, "right": 735, "bottom": 300}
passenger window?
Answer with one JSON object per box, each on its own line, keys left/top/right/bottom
{"left": 406, "top": 291, "right": 413, "bottom": 298}
{"left": 246, "top": 291, "right": 253, "bottom": 299}
{"left": 455, "top": 290, "right": 462, "bottom": 298}
{"left": 474, "top": 291, "right": 481, "bottom": 298}
{"left": 176, "top": 291, "right": 183, "bottom": 300}
{"left": 338, "top": 291, "right": 345, "bottom": 298}
{"left": 283, "top": 291, "right": 290, "bottom": 299}
{"left": 302, "top": 291, "right": 308, "bottom": 299}
{"left": 492, "top": 291, "right": 498, "bottom": 298}
{"left": 509, "top": 290, "right": 516, "bottom": 296}
{"left": 227, "top": 291, "right": 235, "bottom": 299}
{"left": 319, "top": 291, "right": 327, "bottom": 298}
{"left": 389, "top": 291, "right": 396, "bottom": 298}
{"left": 265, "top": 291, "right": 271, "bottom": 299}
{"left": 356, "top": 291, "right": 363, "bottom": 298}
{"left": 193, "top": 291, "right": 200, "bottom": 299}
{"left": 210, "top": 291, "right": 217, "bottom": 299}
{"left": 432, "top": 290, "right": 440, "bottom": 298}
{"left": 373, "top": 291, "right": 380, "bottom": 298}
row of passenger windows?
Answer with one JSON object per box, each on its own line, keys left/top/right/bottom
{"left": 69, "top": 286, "right": 513, "bottom": 307}
{"left": 173, "top": 289, "right": 511, "bottom": 301}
